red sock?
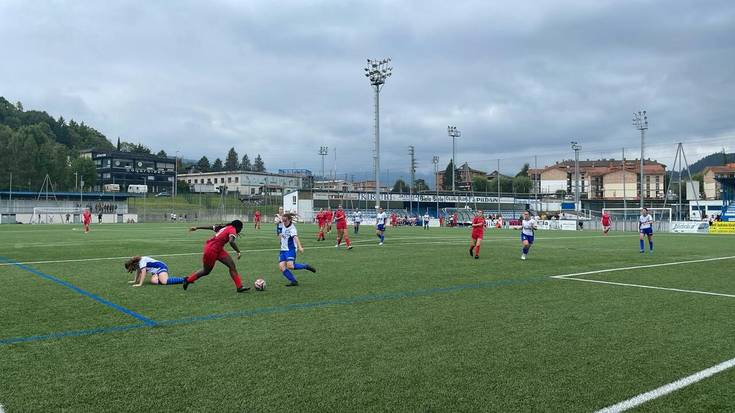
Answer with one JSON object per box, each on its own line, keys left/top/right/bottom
{"left": 475, "top": 245, "right": 481, "bottom": 256}
{"left": 231, "top": 273, "right": 243, "bottom": 289}
{"left": 186, "top": 273, "right": 198, "bottom": 283}
{"left": 345, "top": 237, "right": 351, "bottom": 247}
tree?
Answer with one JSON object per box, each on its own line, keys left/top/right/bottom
{"left": 196, "top": 156, "right": 211, "bottom": 172}
{"left": 516, "top": 163, "right": 530, "bottom": 177}
{"left": 488, "top": 176, "right": 513, "bottom": 194}
{"left": 119, "top": 141, "right": 151, "bottom": 154}
{"left": 156, "top": 150, "right": 168, "bottom": 158}
{"left": 392, "top": 179, "right": 409, "bottom": 193}
{"left": 176, "top": 179, "right": 191, "bottom": 194}
{"left": 414, "top": 179, "right": 430, "bottom": 192}
{"left": 71, "top": 157, "right": 97, "bottom": 190}
{"left": 212, "top": 158, "right": 223, "bottom": 172}
{"left": 472, "top": 176, "right": 488, "bottom": 192}
{"left": 225, "top": 147, "right": 239, "bottom": 171}
{"left": 253, "top": 154, "right": 265, "bottom": 172}
{"left": 241, "top": 154, "right": 251, "bottom": 171}
{"left": 512, "top": 175, "right": 533, "bottom": 194}
{"left": 15, "top": 101, "right": 23, "bottom": 111}
{"left": 442, "top": 160, "right": 460, "bottom": 190}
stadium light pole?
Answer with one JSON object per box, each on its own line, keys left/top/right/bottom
{"left": 448, "top": 126, "right": 461, "bottom": 193}
{"left": 633, "top": 110, "right": 648, "bottom": 208}
{"left": 364, "top": 58, "right": 392, "bottom": 209}
{"left": 319, "top": 146, "right": 328, "bottom": 180}
{"left": 571, "top": 141, "right": 581, "bottom": 227}
{"left": 432, "top": 156, "right": 439, "bottom": 216}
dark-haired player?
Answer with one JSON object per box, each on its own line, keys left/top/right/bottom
{"left": 278, "top": 213, "right": 316, "bottom": 286}
{"left": 183, "top": 220, "right": 249, "bottom": 292}
{"left": 124, "top": 256, "right": 184, "bottom": 287}
{"left": 469, "top": 210, "right": 485, "bottom": 259}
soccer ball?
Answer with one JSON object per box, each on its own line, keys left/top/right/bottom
{"left": 254, "top": 278, "right": 266, "bottom": 291}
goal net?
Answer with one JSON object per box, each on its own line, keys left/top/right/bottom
{"left": 31, "top": 207, "right": 85, "bottom": 224}
{"left": 601, "top": 208, "right": 672, "bottom": 232}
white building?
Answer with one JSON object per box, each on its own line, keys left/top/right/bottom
{"left": 179, "top": 171, "right": 303, "bottom": 195}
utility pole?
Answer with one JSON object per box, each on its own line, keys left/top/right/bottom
{"left": 497, "top": 158, "right": 501, "bottom": 216}
{"left": 633, "top": 110, "right": 648, "bottom": 208}
{"left": 571, "top": 141, "right": 581, "bottom": 229}
{"left": 448, "top": 126, "right": 461, "bottom": 193}
{"left": 364, "top": 58, "right": 393, "bottom": 209}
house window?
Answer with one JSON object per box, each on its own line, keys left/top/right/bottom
{"left": 228, "top": 177, "right": 232, "bottom": 183}
{"left": 235, "top": 177, "right": 239, "bottom": 183}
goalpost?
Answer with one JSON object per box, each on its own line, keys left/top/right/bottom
{"left": 602, "top": 208, "right": 672, "bottom": 232}
{"left": 31, "top": 207, "right": 86, "bottom": 224}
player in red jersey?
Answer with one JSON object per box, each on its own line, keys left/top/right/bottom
{"left": 82, "top": 208, "right": 92, "bottom": 233}
{"left": 601, "top": 210, "right": 612, "bottom": 235}
{"left": 469, "top": 210, "right": 485, "bottom": 259}
{"left": 254, "top": 210, "right": 261, "bottom": 230}
{"left": 390, "top": 212, "right": 398, "bottom": 227}
{"left": 183, "top": 220, "right": 249, "bottom": 292}
{"left": 452, "top": 212, "right": 459, "bottom": 228}
{"left": 316, "top": 208, "right": 327, "bottom": 241}
{"left": 334, "top": 205, "right": 353, "bottom": 250}
{"left": 325, "top": 207, "right": 333, "bottom": 233}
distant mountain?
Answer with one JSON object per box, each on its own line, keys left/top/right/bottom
{"left": 685, "top": 151, "right": 735, "bottom": 174}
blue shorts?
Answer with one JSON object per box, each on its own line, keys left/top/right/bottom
{"left": 279, "top": 249, "right": 296, "bottom": 262}
{"left": 640, "top": 227, "right": 653, "bottom": 235}
{"left": 521, "top": 233, "right": 534, "bottom": 244}
{"left": 377, "top": 224, "right": 385, "bottom": 232}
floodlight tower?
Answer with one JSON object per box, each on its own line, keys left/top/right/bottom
{"left": 448, "top": 126, "right": 461, "bottom": 192}
{"left": 364, "top": 58, "right": 393, "bottom": 209}
{"left": 571, "top": 141, "right": 582, "bottom": 216}
{"left": 432, "top": 156, "right": 440, "bottom": 215}
{"left": 319, "top": 146, "right": 328, "bottom": 179}
{"left": 632, "top": 110, "right": 648, "bottom": 208}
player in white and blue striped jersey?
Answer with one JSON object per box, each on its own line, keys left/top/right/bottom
{"left": 124, "top": 256, "right": 184, "bottom": 286}
{"left": 375, "top": 207, "right": 387, "bottom": 245}
{"left": 638, "top": 208, "right": 654, "bottom": 253}
{"left": 278, "top": 213, "right": 316, "bottom": 286}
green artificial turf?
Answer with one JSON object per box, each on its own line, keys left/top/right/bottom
{"left": 0, "top": 223, "right": 734, "bottom": 412}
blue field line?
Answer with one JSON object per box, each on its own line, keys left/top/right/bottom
{"left": 0, "top": 323, "right": 149, "bottom": 345}
{"left": 0, "top": 256, "right": 157, "bottom": 326}
{"left": 0, "top": 276, "right": 548, "bottom": 346}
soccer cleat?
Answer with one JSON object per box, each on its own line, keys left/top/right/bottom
{"left": 285, "top": 281, "right": 299, "bottom": 287}
{"left": 640, "top": 250, "right": 645, "bottom": 254}
{"left": 335, "top": 244, "right": 339, "bottom": 248}
{"left": 182, "top": 279, "right": 190, "bottom": 290}
{"left": 305, "top": 265, "right": 317, "bottom": 273}
{"left": 379, "top": 242, "right": 383, "bottom": 246}
{"left": 237, "top": 286, "right": 251, "bottom": 293}
{"left": 347, "top": 245, "right": 353, "bottom": 250}
{"left": 521, "top": 254, "right": 527, "bottom": 260}
{"left": 475, "top": 255, "right": 479, "bottom": 260}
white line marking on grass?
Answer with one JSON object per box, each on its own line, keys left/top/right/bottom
{"left": 559, "top": 278, "right": 735, "bottom": 298}
{"left": 595, "top": 356, "right": 735, "bottom": 413}
{"left": 550, "top": 256, "right": 735, "bottom": 279}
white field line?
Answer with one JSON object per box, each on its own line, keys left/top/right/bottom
{"left": 550, "top": 256, "right": 735, "bottom": 279}
{"left": 595, "top": 357, "right": 735, "bottom": 413}
{"left": 559, "top": 278, "right": 735, "bottom": 299}
{"left": 0, "top": 233, "right": 630, "bottom": 250}
{"left": 0, "top": 234, "right": 629, "bottom": 267}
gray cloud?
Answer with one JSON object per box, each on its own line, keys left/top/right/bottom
{"left": 1, "top": 0, "right": 733, "bottom": 179}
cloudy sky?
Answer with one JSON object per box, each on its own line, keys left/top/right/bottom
{"left": 2, "top": 0, "right": 734, "bottom": 181}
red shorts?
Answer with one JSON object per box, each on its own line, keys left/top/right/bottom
{"left": 471, "top": 231, "right": 484, "bottom": 240}
{"left": 336, "top": 223, "right": 347, "bottom": 230}
{"left": 203, "top": 247, "right": 230, "bottom": 267}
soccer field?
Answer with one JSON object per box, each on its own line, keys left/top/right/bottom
{"left": 1, "top": 224, "right": 734, "bottom": 412}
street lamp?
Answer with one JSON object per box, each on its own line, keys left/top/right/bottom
{"left": 632, "top": 110, "right": 648, "bottom": 208}
{"left": 448, "top": 126, "right": 461, "bottom": 192}
{"left": 364, "top": 57, "right": 392, "bottom": 209}
{"left": 571, "top": 141, "right": 581, "bottom": 228}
